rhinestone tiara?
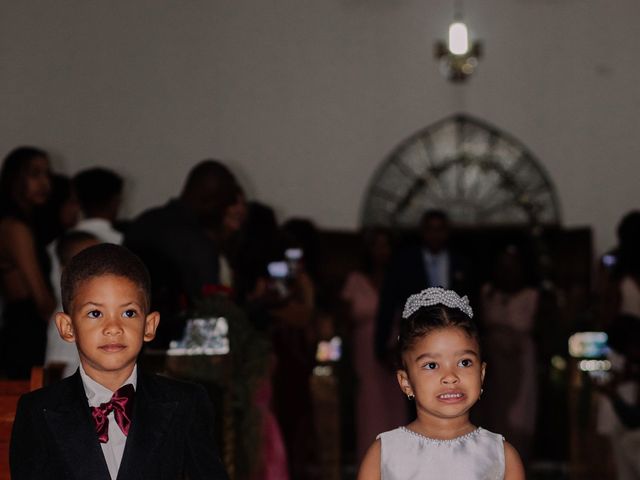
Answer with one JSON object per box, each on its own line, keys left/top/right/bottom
{"left": 402, "top": 287, "right": 474, "bottom": 319}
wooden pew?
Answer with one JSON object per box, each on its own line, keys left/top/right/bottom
{"left": 0, "top": 368, "right": 43, "bottom": 480}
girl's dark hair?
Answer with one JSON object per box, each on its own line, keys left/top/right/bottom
{"left": 0, "top": 146, "right": 48, "bottom": 216}
{"left": 398, "top": 305, "right": 480, "bottom": 364}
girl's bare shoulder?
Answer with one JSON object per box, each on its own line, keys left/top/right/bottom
{"left": 504, "top": 441, "right": 525, "bottom": 480}
{"left": 357, "top": 438, "right": 381, "bottom": 480}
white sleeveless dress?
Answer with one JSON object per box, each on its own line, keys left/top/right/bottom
{"left": 377, "top": 427, "right": 505, "bottom": 479}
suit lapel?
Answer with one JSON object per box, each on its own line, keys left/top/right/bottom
{"left": 116, "top": 374, "right": 178, "bottom": 480}
{"left": 44, "top": 372, "right": 111, "bottom": 480}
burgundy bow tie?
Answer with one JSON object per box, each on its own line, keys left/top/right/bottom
{"left": 90, "top": 384, "right": 135, "bottom": 443}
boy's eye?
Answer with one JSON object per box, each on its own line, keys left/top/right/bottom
{"left": 87, "top": 310, "right": 102, "bottom": 319}
{"left": 458, "top": 358, "right": 473, "bottom": 368}
{"left": 123, "top": 310, "right": 137, "bottom": 318}
{"left": 423, "top": 362, "right": 438, "bottom": 370}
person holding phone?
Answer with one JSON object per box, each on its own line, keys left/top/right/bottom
{"left": 597, "top": 212, "right": 640, "bottom": 479}
{"left": 596, "top": 315, "right": 640, "bottom": 479}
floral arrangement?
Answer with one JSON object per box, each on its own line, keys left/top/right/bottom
{"left": 168, "top": 317, "right": 230, "bottom": 355}
{"left": 177, "top": 286, "right": 271, "bottom": 477}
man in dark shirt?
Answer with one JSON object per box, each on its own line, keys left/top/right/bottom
{"left": 124, "top": 160, "right": 239, "bottom": 345}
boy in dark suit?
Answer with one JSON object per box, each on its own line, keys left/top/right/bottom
{"left": 10, "top": 244, "right": 229, "bottom": 480}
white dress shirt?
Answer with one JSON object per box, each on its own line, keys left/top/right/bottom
{"left": 75, "top": 218, "right": 123, "bottom": 245}
{"left": 422, "top": 250, "right": 450, "bottom": 289}
{"left": 79, "top": 365, "right": 137, "bottom": 480}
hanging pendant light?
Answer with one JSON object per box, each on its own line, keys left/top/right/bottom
{"left": 434, "top": 4, "right": 482, "bottom": 82}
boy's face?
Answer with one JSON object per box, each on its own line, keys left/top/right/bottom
{"left": 55, "top": 274, "right": 159, "bottom": 384}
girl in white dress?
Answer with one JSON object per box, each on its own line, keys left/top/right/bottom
{"left": 358, "top": 288, "right": 525, "bottom": 480}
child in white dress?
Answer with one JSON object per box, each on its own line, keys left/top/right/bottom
{"left": 358, "top": 288, "right": 525, "bottom": 480}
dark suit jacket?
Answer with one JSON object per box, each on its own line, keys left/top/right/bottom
{"left": 124, "top": 199, "right": 221, "bottom": 300}
{"left": 124, "top": 199, "right": 222, "bottom": 346}
{"left": 375, "top": 246, "right": 469, "bottom": 358}
{"left": 10, "top": 371, "right": 229, "bottom": 480}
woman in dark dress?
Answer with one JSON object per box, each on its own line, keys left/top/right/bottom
{"left": 0, "top": 147, "right": 55, "bottom": 379}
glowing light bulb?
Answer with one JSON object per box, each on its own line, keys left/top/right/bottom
{"left": 448, "top": 22, "right": 469, "bottom": 55}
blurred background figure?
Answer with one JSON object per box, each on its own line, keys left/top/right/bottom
{"left": 124, "top": 159, "right": 240, "bottom": 346}
{"left": 600, "top": 211, "right": 640, "bottom": 325}
{"left": 375, "top": 209, "right": 469, "bottom": 363}
{"left": 43, "top": 175, "right": 81, "bottom": 304}
{"left": 341, "top": 227, "right": 405, "bottom": 462}
{"left": 270, "top": 218, "right": 321, "bottom": 480}
{"left": 44, "top": 230, "right": 100, "bottom": 379}
{"left": 233, "top": 200, "right": 284, "bottom": 313}
{"left": 208, "top": 184, "right": 247, "bottom": 289}
{"left": 73, "top": 167, "right": 124, "bottom": 244}
{"left": 596, "top": 314, "right": 640, "bottom": 480}
{"left": 0, "top": 147, "right": 55, "bottom": 379}
{"left": 479, "top": 245, "right": 539, "bottom": 464}
{"left": 36, "top": 174, "right": 81, "bottom": 247}
{"left": 597, "top": 211, "right": 640, "bottom": 479}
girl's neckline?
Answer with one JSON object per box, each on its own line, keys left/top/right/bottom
{"left": 400, "top": 426, "right": 482, "bottom": 444}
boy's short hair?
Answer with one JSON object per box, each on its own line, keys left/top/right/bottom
{"left": 61, "top": 244, "right": 151, "bottom": 313}
{"left": 73, "top": 167, "right": 123, "bottom": 216}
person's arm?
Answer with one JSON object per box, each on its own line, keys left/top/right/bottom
{"left": 357, "top": 439, "right": 381, "bottom": 480}
{"left": 185, "top": 385, "right": 229, "bottom": 479}
{"left": 504, "top": 441, "right": 525, "bottom": 480}
{"left": 4, "top": 219, "right": 55, "bottom": 319}
{"left": 10, "top": 395, "right": 49, "bottom": 479}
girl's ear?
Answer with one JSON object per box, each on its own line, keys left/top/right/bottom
{"left": 55, "top": 312, "right": 75, "bottom": 343}
{"left": 397, "top": 369, "right": 413, "bottom": 396}
{"left": 481, "top": 361, "right": 487, "bottom": 384}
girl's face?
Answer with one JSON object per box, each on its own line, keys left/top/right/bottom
{"left": 22, "top": 156, "right": 51, "bottom": 206}
{"left": 398, "top": 326, "right": 485, "bottom": 422}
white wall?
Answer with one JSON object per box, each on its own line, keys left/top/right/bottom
{"left": 1, "top": 0, "right": 638, "bottom": 253}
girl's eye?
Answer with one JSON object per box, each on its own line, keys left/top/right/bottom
{"left": 123, "top": 310, "right": 137, "bottom": 318}
{"left": 423, "top": 362, "right": 438, "bottom": 370}
{"left": 458, "top": 358, "right": 473, "bottom": 368}
{"left": 88, "top": 310, "right": 102, "bottom": 319}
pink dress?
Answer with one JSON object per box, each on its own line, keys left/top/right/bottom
{"left": 251, "top": 378, "right": 290, "bottom": 480}
{"left": 480, "top": 285, "right": 539, "bottom": 459}
{"left": 342, "top": 272, "right": 406, "bottom": 462}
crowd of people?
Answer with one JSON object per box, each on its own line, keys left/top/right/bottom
{"left": 0, "top": 146, "right": 336, "bottom": 479}
{"left": 2, "top": 144, "right": 639, "bottom": 479}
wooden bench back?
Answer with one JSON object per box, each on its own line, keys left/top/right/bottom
{"left": 0, "top": 368, "right": 43, "bottom": 480}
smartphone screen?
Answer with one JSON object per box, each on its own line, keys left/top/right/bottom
{"left": 267, "top": 261, "right": 289, "bottom": 279}
{"left": 267, "top": 261, "right": 289, "bottom": 298}
{"left": 602, "top": 254, "right": 617, "bottom": 269}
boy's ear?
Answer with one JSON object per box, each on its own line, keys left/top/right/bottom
{"left": 143, "top": 311, "right": 160, "bottom": 343}
{"left": 55, "top": 312, "right": 76, "bottom": 343}
{"left": 397, "top": 369, "right": 413, "bottom": 397}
